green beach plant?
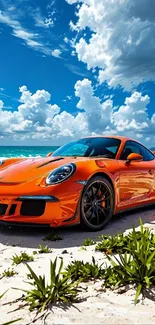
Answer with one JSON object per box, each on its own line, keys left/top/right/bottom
{"left": 82, "top": 238, "right": 95, "bottom": 246}
{"left": 0, "top": 290, "right": 8, "bottom": 300}
{"left": 42, "top": 233, "right": 63, "bottom": 242}
{"left": 12, "top": 252, "right": 34, "bottom": 265}
{"left": 1, "top": 268, "right": 17, "bottom": 278}
{"left": 96, "top": 233, "right": 128, "bottom": 254}
{"left": 26, "top": 273, "right": 33, "bottom": 280}
{"left": 64, "top": 257, "right": 105, "bottom": 282}
{"left": 18, "top": 257, "right": 80, "bottom": 312}
{"left": 96, "top": 219, "right": 155, "bottom": 255}
{"left": 33, "top": 244, "right": 52, "bottom": 255}
{"left": 79, "top": 246, "right": 87, "bottom": 251}
{"left": 102, "top": 220, "right": 155, "bottom": 304}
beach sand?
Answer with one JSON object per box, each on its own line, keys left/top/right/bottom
{"left": 1, "top": 206, "right": 155, "bottom": 324}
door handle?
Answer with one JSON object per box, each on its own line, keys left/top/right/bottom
{"left": 148, "top": 169, "right": 154, "bottom": 175}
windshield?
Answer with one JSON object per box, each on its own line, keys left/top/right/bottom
{"left": 52, "top": 137, "right": 121, "bottom": 159}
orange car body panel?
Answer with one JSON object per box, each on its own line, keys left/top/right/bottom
{"left": 0, "top": 135, "right": 155, "bottom": 227}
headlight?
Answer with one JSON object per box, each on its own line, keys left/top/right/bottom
{"left": 46, "top": 163, "right": 76, "bottom": 185}
{"left": 0, "top": 159, "right": 5, "bottom": 166}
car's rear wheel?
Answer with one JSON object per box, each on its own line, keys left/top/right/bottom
{"left": 80, "top": 176, "right": 114, "bottom": 231}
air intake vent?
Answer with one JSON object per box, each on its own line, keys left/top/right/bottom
{"left": 0, "top": 204, "right": 8, "bottom": 216}
{"left": 9, "top": 204, "right": 17, "bottom": 216}
{"left": 20, "top": 200, "right": 46, "bottom": 217}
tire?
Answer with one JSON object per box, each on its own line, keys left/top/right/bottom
{"left": 80, "top": 176, "right": 114, "bottom": 231}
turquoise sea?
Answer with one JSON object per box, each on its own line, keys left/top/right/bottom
{"left": 0, "top": 146, "right": 59, "bottom": 158}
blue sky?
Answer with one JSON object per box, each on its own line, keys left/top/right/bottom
{"left": 0, "top": 0, "right": 155, "bottom": 146}
{"left": 0, "top": 0, "right": 87, "bottom": 111}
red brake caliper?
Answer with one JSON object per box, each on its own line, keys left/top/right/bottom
{"left": 98, "top": 191, "right": 105, "bottom": 208}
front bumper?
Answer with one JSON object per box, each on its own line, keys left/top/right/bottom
{"left": 0, "top": 196, "right": 61, "bottom": 227}
{"left": 0, "top": 182, "right": 84, "bottom": 227}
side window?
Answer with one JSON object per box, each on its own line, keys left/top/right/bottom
{"left": 120, "top": 141, "right": 142, "bottom": 160}
{"left": 140, "top": 145, "right": 154, "bottom": 161}
{"left": 120, "top": 141, "right": 155, "bottom": 161}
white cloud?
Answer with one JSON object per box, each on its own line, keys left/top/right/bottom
{"left": 66, "top": 0, "right": 155, "bottom": 90}
{"left": 0, "top": 100, "right": 4, "bottom": 109}
{"left": 18, "top": 86, "right": 60, "bottom": 125}
{"left": 113, "top": 92, "right": 150, "bottom": 132}
{"left": 0, "top": 87, "right": 60, "bottom": 138}
{"left": 12, "top": 29, "right": 42, "bottom": 47}
{"left": 73, "top": 79, "right": 155, "bottom": 143}
{"left": 34, "top": 14, "right": 54, "bottom": 29}
{"left": 63, "top": 95, "right": 73, "bottom": 102}
{"left": 0, "top": 80, "right": 155, "bottom": 146}
{"left": 67, "top": 95, "right": 72, "bottom": 100}
{"left": 64, "top": 37, "right": 69, "bottom": 43}
{"left": 69, "top": 20, "right": 77, "bottom": 31}
{"left": 0, "top": 10, "right": 60, "bottom": 57}
{"left": 66, "top": 0, "right": 79, "bottom": 3}
{"left": 65, "top": 63, "right": 89, "bottom": 77}
{"left": 8, "top": 6, "right": 16, "bottom": 12}
{"left": 0, "top": 10, "right": 42, "bottom": 50}
{"left": 51, "top": 49, "right": 62, "bottom": 58}
{"left": 31, "top": 3, "right": 56, "bottom": 29}
{"left": 0, "top": 85, "right": 87, "bottom": 143}
{"left": 75, "top": 78, "right": 114, "bottom": 133}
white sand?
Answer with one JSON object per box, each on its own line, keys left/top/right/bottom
{"left": 1, "top": 207, "right": 155, "bottom": 324}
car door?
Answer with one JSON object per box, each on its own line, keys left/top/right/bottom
{"left": 117, "top": 140, "right": 155, "bottom": 209}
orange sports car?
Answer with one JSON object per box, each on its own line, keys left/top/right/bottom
{"left": 0, "top": 135, "right": 155, "bottom": 231}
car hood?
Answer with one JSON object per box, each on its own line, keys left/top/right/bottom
{"left": 0, "top": 156, "right": 86, "bottom": 183}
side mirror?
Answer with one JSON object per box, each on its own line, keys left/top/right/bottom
{"left": 126, "top": 153, "right": 143, "bottom": 165}
{"left": 46, "top": 152, "right": 52, "bottom": 157}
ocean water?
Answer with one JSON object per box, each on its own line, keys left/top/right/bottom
{"left": 0, "top": 146, "right": 59, "bottom": 159}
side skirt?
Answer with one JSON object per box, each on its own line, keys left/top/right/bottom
{"left": 114, "top": 201, "right": 155, "bottom": 216}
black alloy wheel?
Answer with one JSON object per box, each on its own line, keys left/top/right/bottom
{"left": 80, "top": 176, "right": 114, "bottom": 231}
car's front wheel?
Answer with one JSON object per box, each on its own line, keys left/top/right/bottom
{"left": 80, "top": 176, "right": 114, "bottom": 231}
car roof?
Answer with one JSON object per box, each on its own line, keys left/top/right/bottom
{"left": 81, "top": 135, "right": 130, "bottom": 141}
